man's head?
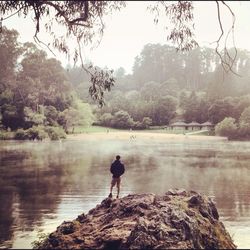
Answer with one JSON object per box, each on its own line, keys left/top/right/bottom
{"left": 116, "top": 155, "right": 121, "bottom": 160}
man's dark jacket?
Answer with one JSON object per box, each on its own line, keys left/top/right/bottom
{"left": 110, "top": 160, "right": 125, "bottom": 178}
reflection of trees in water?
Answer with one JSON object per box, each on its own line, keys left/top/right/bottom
{"left": 84, "top": 156, "right": 113, "bottom": 192}
{"left": 1, "top": 139, "right": 250, "bottom": 247}
{"left": 148, "top": 143, "right": 250, "bottom": 221}
{"left": 166, "top": 157, "right": 250, "bottom": 220}
{"left": 126, "top": 154, "right": 158, "bottom": 172}
{"left": 0, "top": 150, "right": 30, "bottom": 164}
{"left": 0, "top": 190, "right": 14, "bottom": 246}
{"left": 16, "top": 168, "right": 64, "bottom": 226}
{"left": 0, "top": 149, "right": 68, "bottom": 247}
{"left": 81, "top": 154, "right": 158, "bottom": 194}
{"left": 213, "top": 167, "right": 250, "bottom": 220}
{"left": 181, "top": 147, "right": 250, "bottom": 220}
{"left": 115, "top": 149, "right": 250, "bottom": 221}
{"left": 0, "top": 149, "right": 31, "bottom": 246}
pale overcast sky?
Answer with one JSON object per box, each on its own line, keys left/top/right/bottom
{"left": 3, "top": 1, "right": 250, "bottom": 73}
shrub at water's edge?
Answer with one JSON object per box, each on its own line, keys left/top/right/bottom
{"left": 44, "top": 126, "right": 67, "bottom": 140}
{"left": 214, "top": 107, "right": 250, "bottom": 140}
{"left": 215, "top": 117, "right": 238, "bottom": 140}
{"left": 14, "top": 126, "right": 66, "bottom": 141}
{"left": 0, "top": 130, "right": 15, "bottom": 140}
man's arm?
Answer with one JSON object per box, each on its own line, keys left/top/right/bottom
{"left": 110, "top": 163, "right": 114, "bottom": 174}
{"left": 120, "top": 164, "right": 125, "bottom": 175}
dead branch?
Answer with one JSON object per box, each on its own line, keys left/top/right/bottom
{"left": 215, "top": 1, "right": 239, "bottom": 76}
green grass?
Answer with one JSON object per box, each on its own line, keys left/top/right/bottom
{"left": 190, "top": 130, "right": 209, "bottom": 136}
{"left": 70, "top": 125, "right": 122, "bottom": 133}
{"left": 138, "top": 129, "right": 187, "bottom": 134}
{"left": 70, "top": 126, "right": 188, "bottom": 134}
{"left": 1, "top": 126, "right": 213, "bottom": 138}
{"left": 189, "top": 130, "right": 215, "bottom": 136}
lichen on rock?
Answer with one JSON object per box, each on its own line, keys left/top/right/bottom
{"left": 37, "top": 189, "right": 236, "bottom": 249}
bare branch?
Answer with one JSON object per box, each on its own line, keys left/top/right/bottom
{"left": 215, "top": 1, "right": 239, "bottom": 76}
{"left": 215, "top": 1, "right": 227, "bottom": 71}
{"left": 2, "top": 8, "right": 21, "bottom": 20}
{"left": 221, "top": 1, "right": 239, "bottom": 74}
{"left": 77, "top": 40, "right": 93, "bottom": 76}
{"left": 33, "top": 32, "right": 56, "bottom": 57}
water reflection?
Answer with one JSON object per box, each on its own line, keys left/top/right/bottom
{"left": 0, "top": 139, "right": 250, "bottom": 248}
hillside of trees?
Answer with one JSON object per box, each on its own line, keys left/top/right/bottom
{"left": 68, "top": 43, "right": 250, "bottom": 139}
{"left": 0, "top": 27, "right": 93, "bottom": 140}
{"left": 2, "top": 27, "right": 250, "bottom": 140}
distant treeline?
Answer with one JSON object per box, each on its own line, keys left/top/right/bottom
{"left": 2, "top": 27, "right": 250, "bottom": 140}
{"left": 68, "top": 44, "right": 250, "bottom": 138}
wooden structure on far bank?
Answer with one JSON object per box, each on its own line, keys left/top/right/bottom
{"left": 170, "top": 121, "right": 214, "bottom": 131}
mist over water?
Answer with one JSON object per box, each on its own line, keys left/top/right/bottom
{"left": 0, "top": 138, "right": 250, "bottom": 248}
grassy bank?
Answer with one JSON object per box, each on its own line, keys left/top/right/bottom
{"left": 0, "top": 126, "right": 212, "bottom": 141}
{"left": 69, "top": 125, "right": 211, "bottom": 135}
{"left": 69, "top": 126, "right": 122, "bottom": 133}
{"left": 0, "top": 130, "right": 15, "bottom": 140}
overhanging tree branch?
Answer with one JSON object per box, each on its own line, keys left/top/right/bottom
{"left": 0, "top": 1, "right": 242, "bottom": 105}
{"left": 221, "top": 1, "right": 238, "bottom": 74}
{"left": 42, "top": 1, "right": 91, "bottom": 28}
{"left": 215, "top": 1, "right": 239, "bottom": 76}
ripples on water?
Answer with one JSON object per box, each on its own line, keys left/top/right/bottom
{"left": 0, "top": 138, "right": 250, "bottom": 248}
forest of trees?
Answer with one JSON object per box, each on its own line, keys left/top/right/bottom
{"left": 0, "top": 27, "right": 93, "bottom": 140}
{"left": 2, "top": 27, "right": 250, "bottom": 140}
{"left": 69, "top": 43, "right": 250, "bottom": 139}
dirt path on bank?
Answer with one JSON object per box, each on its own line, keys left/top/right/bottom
{"left": 67, "top": 131, "right": 227, "bottom": 141}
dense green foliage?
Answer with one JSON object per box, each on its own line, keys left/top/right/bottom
{"left": 215, "top": 107, "right": 250, "bottom": 140}
{"left": 0, "top": 27, "right": 94, "bottom": 140}
{"left": 14, "top": 126, "right": 66, "bottom": 141}
{"left": 215, "top": 118, "right": 238, "bottom": 139}
{"left": 2, "top": 26, "right": 250, "bottom": 139}
{"left": 66, "top": 43, "right": 250, "bottom": 135}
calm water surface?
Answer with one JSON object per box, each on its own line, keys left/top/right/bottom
{"left": 0, "top": 137, "right": 250, "bottom": 249}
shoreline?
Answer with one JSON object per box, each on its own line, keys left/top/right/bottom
{"left": 67, "top": 131, "right": 228, "bottom": 141}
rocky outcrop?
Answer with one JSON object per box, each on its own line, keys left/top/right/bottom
{"left": 38, "top": 189, "right": 236, "bottom": 249}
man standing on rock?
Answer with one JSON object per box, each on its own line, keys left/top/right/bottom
{"left": 109, "top": 155, "right": 125, "bottom": 199}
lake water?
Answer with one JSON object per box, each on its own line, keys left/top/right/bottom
{"left": 0, "top": 136, "right": 250, "bottom": 249}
